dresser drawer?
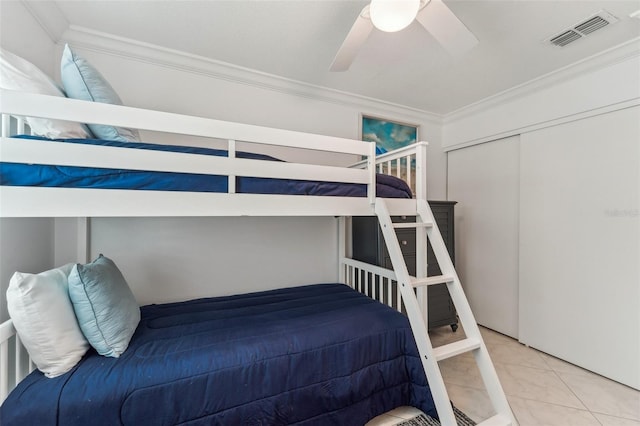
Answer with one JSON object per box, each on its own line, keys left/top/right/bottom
{"left": 391, "top": 215, "right": 415, "bottom": 223}
{"left": 384, "top": 254, "right": 416, "bottom": 276}
{"left": 395, "top": 229, "right": 416, "bottom": 256}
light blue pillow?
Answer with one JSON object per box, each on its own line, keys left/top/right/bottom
{"left": 68, "top": 254, "right": 140, "bottom": 357}
{"left": 60, "top": 44, "right": 140, "bottom": 142}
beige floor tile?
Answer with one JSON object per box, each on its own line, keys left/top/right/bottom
{"left": 593, "top": 413, "right": 640, "bottom": 426}
{"left": 411, "top": 325, "right": 640, "bottom": 425}
{"left": 439, "top": 353, "right": 485, "bottom": 389}
{"left": 558, "top": 372, "right": 640, "bottom": 421}
{"left": 508, "top": 396, "right": 601, "bottom": 426}
{"left": 429, "top": 324, "right": 467, "bottom": 347}
{"left": 479, "top": 326, "right": 519, "bottom": 347}
{"left": 433, "top": 325, "right": 549, "bottom": 369}
{"left": 495, "top": 363, "right": 586, "bottom": 409}
{"left": 441, "top": 355, "right": 586, "bottom": 409}
{"left": 430, "top": 324, "right": 515, "bottom": 348}
{"left": 445, "top": 382, "right": 495, "bottom": 423}
{"left": 485, "top": 341, "right": 550, "bottom": 370}
{"left": 537, "top": 351, "right": 599, "bottom": 377}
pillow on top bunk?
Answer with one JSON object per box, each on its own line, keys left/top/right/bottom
{"left": 0, "top": 48, "right": 91, "bottom": 139}
{"left": 6, "top": 264, "right": 90, "bottom": 378}
{"left": 60, "top": 44, "right": 141, "bottom": 143}
{"left": 68, "top": 254, "right": 140, "bottom": 358}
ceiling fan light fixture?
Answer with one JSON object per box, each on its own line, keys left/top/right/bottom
{"left": 370, "top": 0, "right": 420, "bottom": 32}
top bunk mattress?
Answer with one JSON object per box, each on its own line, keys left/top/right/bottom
{"left": 0, "top": 283, "right": 435, "bottom": 426}
{"left": 0, "top": 137, "right": 413, "bottom": 198}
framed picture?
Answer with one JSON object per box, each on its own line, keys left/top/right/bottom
{"left": 360, "top": 115, "right": 419, "bottom": 194}
{"left": 360, "top": 115, "right": 418, "bottom": 155}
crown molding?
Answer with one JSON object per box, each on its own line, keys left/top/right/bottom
{"left": 443, "top": 98, "right": 640, "bottom": 152}
{"left": 59, "top": 25, "right": 442, "bottom": 126}
{"left": 21, "top": 0, "right": 68, "bottom": 43}
{"left": 445, "top": 36, "right": 640, "bottom": 125}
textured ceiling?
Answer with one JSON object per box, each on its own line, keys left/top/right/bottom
{"left": 45, "top": 1, "right": 640, "bottom": 114}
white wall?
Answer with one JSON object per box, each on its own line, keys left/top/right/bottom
{"left": 0, "top": 1, "right": 58, "bottom": 76}
{"left": 89, "top": 217, "right": 340, "bottom": 305}
{"left": 0, "top": 1, "right": 58, "bottom": 322}
{"left": 0, "top": 219, "right": 54, "bottom": 322}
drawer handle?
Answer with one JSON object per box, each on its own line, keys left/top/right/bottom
{"left": 401, "top": 240, "right": 408, "bottom": 245}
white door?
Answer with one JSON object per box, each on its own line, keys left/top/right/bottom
{"left": 519, "top": 106, "right": 639, "bottom": 389}
{"left": 447, "top": 135, "right": 520, "bottom": 338}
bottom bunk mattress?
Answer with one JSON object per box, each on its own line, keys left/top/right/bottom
{"left": 1, "top": 283, "right": 435, "bottom": 426}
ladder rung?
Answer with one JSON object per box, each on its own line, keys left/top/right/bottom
{"left": 392, "top": 222, "right": 433, "bottom": 229}
{"left": 433, "top": 338, "right": 481, "bottom": 361}
{"left": 477, "top": 413, "right": 513, "bottom": 426}
{"left": 411, "top": 275, "right": 454, "bottom": 287}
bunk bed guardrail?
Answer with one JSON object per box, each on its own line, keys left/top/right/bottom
{"left": 0, "top": 320, "right": 32, "bottom": 404}
{"left": 349, "top": 141, "right": 428, "bottom": 201}
{"left": 1, "top": 89, "right": 431, "bottom": 217}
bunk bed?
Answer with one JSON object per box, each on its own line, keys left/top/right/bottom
{"left": 0, "top": 88, "right": 439, "bottom": 425}
{"left": 0, "top": 34, "right": 521, "bottom": 423}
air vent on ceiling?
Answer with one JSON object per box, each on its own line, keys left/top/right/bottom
{"left": 548, "top": 10, "right": 619, "bottom": 47}
{"left": 550, "top": 30, "right": 582, "bottom": 47}
{"left": 574, "top": 15, "right": 610, "bottom": 34}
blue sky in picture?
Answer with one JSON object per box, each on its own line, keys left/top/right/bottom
{"left": 362, "top": 116, "right": 417, "bottom": 154}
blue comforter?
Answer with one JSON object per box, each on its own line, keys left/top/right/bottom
{"left": 0, "top": 137, "right": 413, "bottom": 198}
{"left": 1, "top": 284, "right": 435, "bottom": 425}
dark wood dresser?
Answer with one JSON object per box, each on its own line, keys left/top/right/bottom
{"left": 351, "top": 200, "right": 458, "bottom": 331}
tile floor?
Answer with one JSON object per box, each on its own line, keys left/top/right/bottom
{"left": 367, "top": 325, "right": 640, "bottom": 426}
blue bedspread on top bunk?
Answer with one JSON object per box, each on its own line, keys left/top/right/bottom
{"left": 0, "top": 284, "right": 435, "bottom": 426}
{"left": 0, "top": 137, "right": 413, "bottom": 198}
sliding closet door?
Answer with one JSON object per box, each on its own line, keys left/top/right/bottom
{"left": 447, "top": 136, "right": 520, "bottom": 338}
{"left": 519, "top": 106, "right": 639, "bottom": 389}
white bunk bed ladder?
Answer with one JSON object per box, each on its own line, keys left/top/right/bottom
{"left": 374, "top": 198, "right": 517, "bottom": 426}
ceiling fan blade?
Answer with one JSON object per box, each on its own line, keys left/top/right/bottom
{"left": 330, "top": 6, "right": 374, "bottom": 72}
{"left": 416, "top": 0, "right": 478, "bottom": 57}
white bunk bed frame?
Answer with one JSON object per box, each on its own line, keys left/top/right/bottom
{"left": 0, "top": 89, "right": 516, "bottom": 426}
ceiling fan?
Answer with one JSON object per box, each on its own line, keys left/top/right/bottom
{"left": 330, "top": 0, "right": 478, "bottom": 71}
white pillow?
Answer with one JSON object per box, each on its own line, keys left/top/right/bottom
{"left": 6, "top": 264, "right": 89, "bottom": 378}
{"left": 0, "top": 48, "right": 90, "bottom": 139}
